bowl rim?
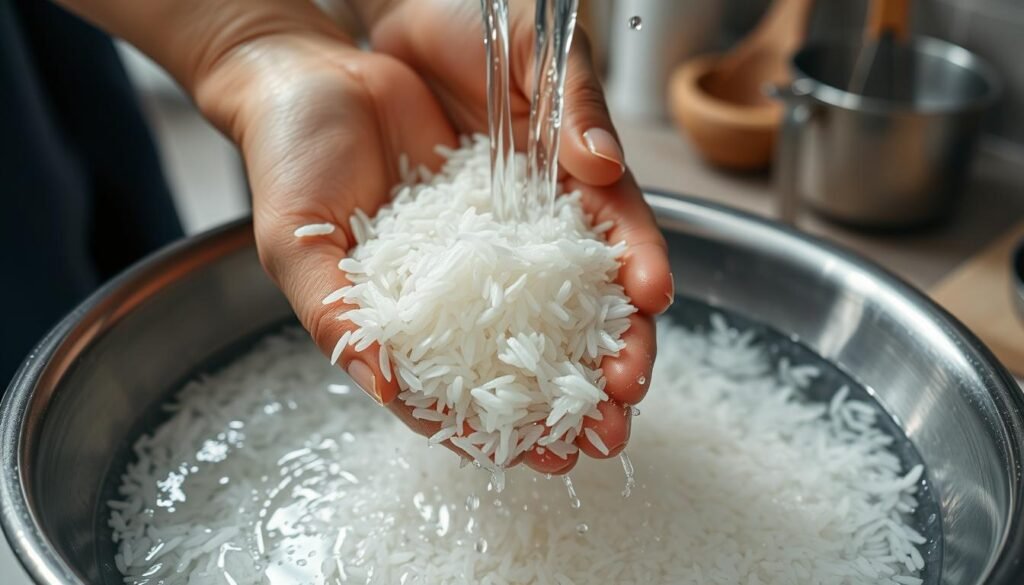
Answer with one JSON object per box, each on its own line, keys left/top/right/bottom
{"left": 2, "top": 193, "right": 1023, "bottom": 584}
{"left": 0, "top": 220, "right": 254, "bottom": 585}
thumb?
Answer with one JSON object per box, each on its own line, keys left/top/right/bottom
{"left": 508, "top": 4, "right": 625, "bottom": 186}
{"left": 256, "top": 222, "right": 402, "bottom": 407}
{"left": 557, "top": 31, "right": 626, "bottom": 186}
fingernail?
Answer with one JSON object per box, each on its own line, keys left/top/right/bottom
{"left": 347, "top": 360, "right": 382, "bottom": 405}
{"left": 583, "top": 128, "right": 625, "bottom": 172}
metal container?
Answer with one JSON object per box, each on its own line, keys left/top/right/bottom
{"left": 3, "top": 195, "right": 1024, "bottom": 584}
{"left": 775, "top": 36, "right": 1001, "bottom": 228}
{"left": 604, "top": 0, "right": 724, "bottom": 120}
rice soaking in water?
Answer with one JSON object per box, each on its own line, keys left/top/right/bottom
{"left": 106, "top": 298, "right": 938, "bottom": 585}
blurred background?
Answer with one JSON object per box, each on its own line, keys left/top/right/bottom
{"left": 119, "top": 0, "right": 1024, "bottom": 236}
{"left": 3, "top": 0, "right": 1023, "bottom": 389}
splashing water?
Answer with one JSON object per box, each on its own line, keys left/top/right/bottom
{"left": 526, "top": 0, "right": 580, "bottom": 214}
{"left": 562, "top": 475, "right": 582, "bottom": 510}
{"left": 489, "top": 469, "right": 506, "bottom": 493}
{"left": 481, "top": 0, "right": 580, "bottom": 220}
{"left": 620, "top": 452, "right": 636, "bottom": 498}
{"left": 480, "top": 0, "right": 517, "bottom": 221}
{"left": 474, "top": 537, "right": 489, "bottom": 554}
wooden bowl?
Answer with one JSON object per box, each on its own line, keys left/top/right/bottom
{"left": 668, "top": 54, "right": 783, "bottom": 171}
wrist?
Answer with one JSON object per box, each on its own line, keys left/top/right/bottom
{"left": 190, "top": 18, "right": 353, "bottom": 143}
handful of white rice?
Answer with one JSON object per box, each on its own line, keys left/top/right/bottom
{"left": 321, "top": 136, "right": 636, "bottom": 470}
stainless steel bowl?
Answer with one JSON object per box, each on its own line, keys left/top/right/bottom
{"left": 3, "top": 194, "right": 1024, "bottom": 584}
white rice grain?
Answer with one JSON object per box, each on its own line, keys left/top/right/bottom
{"left": 331, "top": 137, "right": 632, "bottom": 469}
{"left": 294, "top": 223, "right": 336, "bottom": 238}
{"left": 583, "top": 428, "right": 610, "bottom": 456}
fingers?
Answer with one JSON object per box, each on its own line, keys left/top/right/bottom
{"left": 601, "top": 313, "right": 656, "bottom": 405}
{"left": 500, "top": 4, "right": 623, "bottom": 187}
{"left": 556, "top": 32, "right": 626, "bottom": 186}
{"left": 257, "top": 224, "right": 402, "bottom": 405}
{"left": 524, "top": 444, "right": 580, "bottom": 475}
{"left": 578, "top": 400, "right": 632, "bottom": 459}
{"left": 571, "top": 175, "right": 674, "bottom": 316}
{"left": 340, "top": 53, "right": 458, "bottom": 172}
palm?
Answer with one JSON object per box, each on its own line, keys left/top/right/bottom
{"left": 241, "top": 36, "right": 456, "bottom": 252}
{"left": 231, "top": 19, "right": 671, "bottom": 474}
{"left": 372, "top": 0, "right": 534, "bottom": 140}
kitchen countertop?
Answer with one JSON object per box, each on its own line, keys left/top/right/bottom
{"left": 2, "top": 122, "right": 1023, "bottom": 585}
{"left": 619, "top": 119, "right": 1024, "bottom": 291}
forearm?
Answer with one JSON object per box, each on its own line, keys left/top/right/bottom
{"left": 55, "top": 0, "right": 346, "bottom": 93}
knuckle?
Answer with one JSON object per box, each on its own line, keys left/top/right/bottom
{"left": 567, "top": 75, "right": 610, "bottom": 119}
{"left": 305, "top": 302, "right": 341, "bottom": 353}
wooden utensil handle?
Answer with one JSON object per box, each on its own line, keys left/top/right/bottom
{"left": 866, "top": 0, "right": 911, "bottom": 41}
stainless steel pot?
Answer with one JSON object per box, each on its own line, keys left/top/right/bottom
{"left": 3, "top": 194, "right": 1024, "bottom": 584}
{"left": 774, "top": 36, "right": 1001, "bottom": 229}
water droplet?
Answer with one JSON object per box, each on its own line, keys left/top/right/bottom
{"left": 637, "top": 375, "right": 646, "bottom": 385}
{"left": 631, "top": 407, "right": 640, "bottom": 417}
{"left": 474, "top": 538, "right": 488, "bottom": 554}
{"left": 327, "top": 383, "right": 351, "bottom": 395}
{"left": 493, "top": 498, "right": 503, "bottom": 508}
{"left": 628, "top": 16, "right": 643, "bottom": 30}
{"left": 619, "top": 452, "right": 637, "bottom": 498}
{"left": 465, "top": 494, "right": 480, "bottom": 511}
{"left": 489, "top": 469, "right": 506, "bottom": 493}
{"left": 563, "top": 475, "right": 582, "bottom": 509}
{"left": 575, "top": 522, "right": 589, "bottom": 535}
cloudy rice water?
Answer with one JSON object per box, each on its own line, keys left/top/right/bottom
{"left": 108, "top": 310, "right": 930, "bottom": 585}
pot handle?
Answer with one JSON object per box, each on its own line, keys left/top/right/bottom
{"left": 768, "top": 80, "right": 816, "bottom": 226}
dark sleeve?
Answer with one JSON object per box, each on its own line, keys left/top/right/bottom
{"left": 0, "top": 0, "right": 184, "bottom": 384}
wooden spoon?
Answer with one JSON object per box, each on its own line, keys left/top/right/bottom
{"left": 866, "top": 0, "right": 911, "bottom": 41}
{"left": 703, "top": 0, "right": 817, "bottom": 107}
{"left": 848, "top": 0, "right": 912, "bottom": 97}
{"left": 668, "top": 0, "right": 815, "bottom": 170}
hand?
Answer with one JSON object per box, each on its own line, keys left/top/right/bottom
{"left": 195, "top": 2, "right": 673, "bottom": 474}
